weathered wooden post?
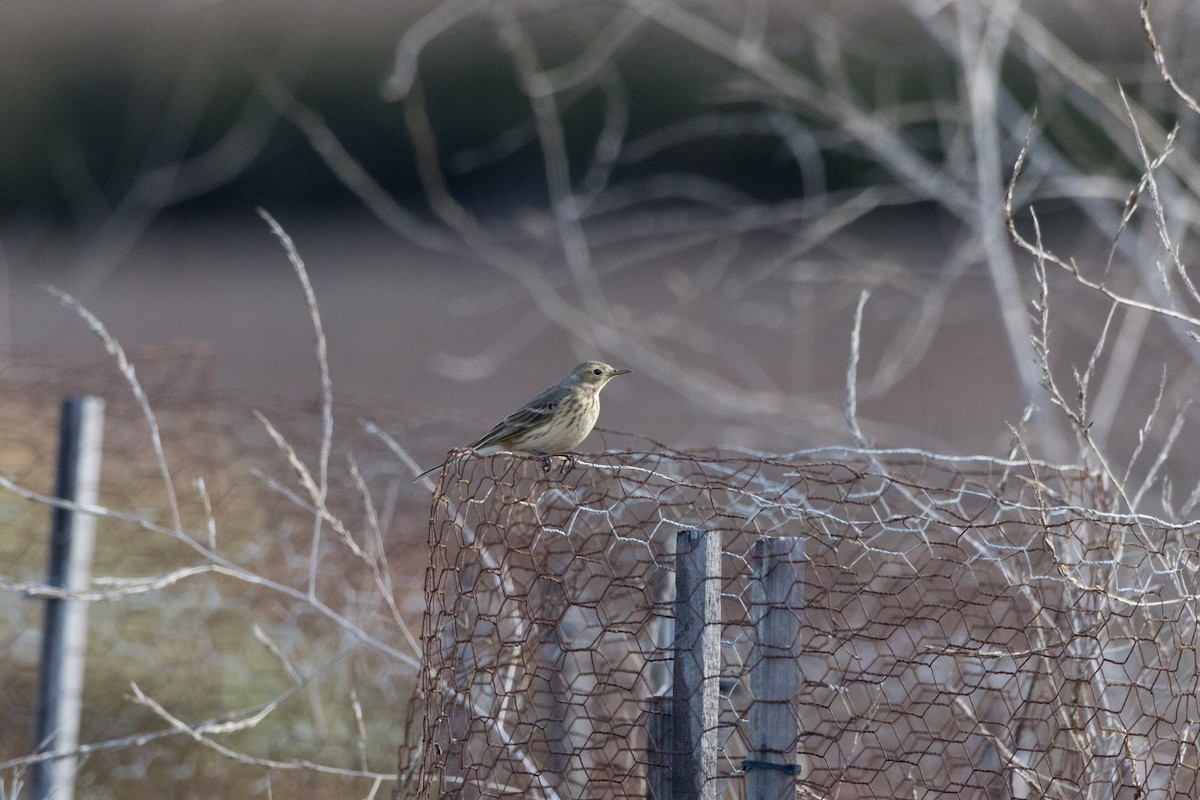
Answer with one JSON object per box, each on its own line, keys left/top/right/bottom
{"left": 645, "top": 694, "right": 673, "bottom": 800}
{"left": 32, "top": 396, "right": 105, "bottom": 800}
{"left": 670, "top": 529, "right": 721, "bottom": 800}
{"left": 745, "top": 536, "right": 805, "bottom": 800}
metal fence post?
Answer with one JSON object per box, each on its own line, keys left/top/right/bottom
{"left": 671, "top": 529, "right": 720, "bottom": 800}
{"left": 32, "top": 396, "right": 105, "bottom": 800}
{"left": 745, "top": 536, "right": 805, "bottom": 800}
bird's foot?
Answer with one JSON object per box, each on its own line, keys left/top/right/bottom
{"left": 533, "top": 452, "right": 575, "bottom": 476}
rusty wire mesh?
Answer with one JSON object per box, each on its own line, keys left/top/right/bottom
{"left": 419, "top": 446, "right": 1200, "bottom": 799}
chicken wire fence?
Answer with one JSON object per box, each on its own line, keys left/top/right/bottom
{"left": 419, "top": 447, "right": 1200, "bottom": 800}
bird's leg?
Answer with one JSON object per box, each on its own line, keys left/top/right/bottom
{"left": 527, "top": 451, "right": 576, "bottom": 476}
{"left": 528, "top": 451, "right": 553, "bottom": 474}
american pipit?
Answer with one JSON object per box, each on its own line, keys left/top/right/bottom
{"left": 416, "top": 360, "right": 630, "bottom": 480}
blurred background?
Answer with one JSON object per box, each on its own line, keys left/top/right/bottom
{"left": 5, "top": 0, "right": 1193, "bottom": 455}
{"left": 4, "top": 0, "right": 1200, "bottom": 797}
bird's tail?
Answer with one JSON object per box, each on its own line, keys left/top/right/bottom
{"left": 413, "top": 462, "right": 445, "bottom": 483}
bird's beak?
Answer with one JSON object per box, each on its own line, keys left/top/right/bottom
{"left": 613, "top": 368, "right": 631, "bottom": 376}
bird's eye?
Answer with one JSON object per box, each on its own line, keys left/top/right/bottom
{"left": 593, "top": 368, "right": 602, "bottom": 375}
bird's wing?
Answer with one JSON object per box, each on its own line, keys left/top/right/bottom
{"left": 469, "top": 383, "right": 569, "bottom": 450}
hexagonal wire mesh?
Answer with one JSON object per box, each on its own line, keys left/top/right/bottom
{"left": 418, "top": 446, "right": 1200, "bottom": 799}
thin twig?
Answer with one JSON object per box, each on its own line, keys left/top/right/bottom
{"left": 45, "top": 287, "right": 183, "bottom": 535}
{"left": 257, "top": 209, "right": 334, "bottom": 601}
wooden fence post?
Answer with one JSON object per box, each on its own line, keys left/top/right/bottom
{"left": 745, "top": 536, "right": 805, "bottom": 800}
{"left": 645, "top": 695, "right": 673, "bottom": 800}
{"left": 671, "top": 529, "right": 720, "bottom": 800}
{"left": 32, "top": 396, "right": 105, "bottom": 800}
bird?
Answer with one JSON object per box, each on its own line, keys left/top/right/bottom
{"left": 415, "top": 360, "right": 630, "bottom": 481}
